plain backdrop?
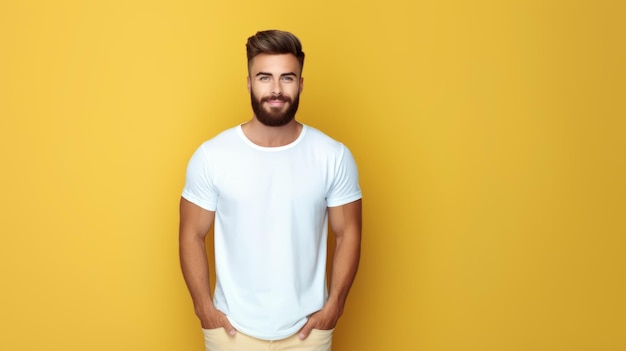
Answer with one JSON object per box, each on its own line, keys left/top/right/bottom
{"left": 1, "top": 1, "right": 624, "bottom": 350}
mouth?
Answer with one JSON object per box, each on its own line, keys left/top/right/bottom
{"left": 267, "top": 100, "right": 285, "bottom": 107}
{"left": 264, "top": 97, "right": 288, "bottom": 108}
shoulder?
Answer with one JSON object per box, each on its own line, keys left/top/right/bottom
{"left": 186, "top": 126, "right": 242, "bottom": 168}
{"left": 204, "top": 125, "right": 240, "bottom": 145}
{"left": 196, "top": 125, "right": 241, "bottom": 152}
{"left": 302, "top": 125, "right": 347, "bottom": 154}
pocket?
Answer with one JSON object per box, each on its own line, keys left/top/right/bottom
{"left": 310, "top": 328, "right": 335, "bottom": 335}
{"left": 306, "top": 328, "right": 334, "bottom": 348}
{"left": 202, "top": 327, "right": 225, "bottom": 334}
{"left": 309, "top": 328, "right": 335, "bottom": 340}
{"left": 202, "top": 327, "right": 231, "bottom": 350}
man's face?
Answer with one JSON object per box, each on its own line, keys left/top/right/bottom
{"left": 248, "top": 53, "right": 303, "bottom": 127}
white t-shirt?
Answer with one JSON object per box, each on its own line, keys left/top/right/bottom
{"left": 182, "top": 124, "right": 361, "bottom": 340}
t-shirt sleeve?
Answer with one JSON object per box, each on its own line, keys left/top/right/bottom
{"left": 326, "top": 144, "right": 362, "bottom": 207}
{"left": 181, "top": 144, "right": 218, "bottom": 211}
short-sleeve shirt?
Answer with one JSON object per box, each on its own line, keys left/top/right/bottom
{"left": 182, "top": 124, "right": 361, "bottom": 340}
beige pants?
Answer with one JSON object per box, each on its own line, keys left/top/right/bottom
{"left": 202, "top": 328, "right": 333, "bottom": 351}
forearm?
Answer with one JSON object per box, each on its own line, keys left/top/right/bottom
{"left": 327, "top": 227, "right": 361, "bottom": 316}
{"left": 179, "top": 232, "right": 214, "bottom": 312}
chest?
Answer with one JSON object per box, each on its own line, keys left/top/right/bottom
{"left": 213, "top": 150, "right": 334, "bottom": 207}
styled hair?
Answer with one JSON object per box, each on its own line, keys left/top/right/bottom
{"left": 246, "top": 30, "right": 305, "bottom": 73}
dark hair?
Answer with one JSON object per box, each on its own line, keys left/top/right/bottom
{"left": 246, "top": 30, "right": 305, "bottom": 73}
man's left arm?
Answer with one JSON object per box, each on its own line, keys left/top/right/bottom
{"left": 299, "top": 199, "right": 362, "bottom": 339}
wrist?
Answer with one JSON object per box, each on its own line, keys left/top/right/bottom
{"left": 194, "top": 298, "right": 216, "bottom": 315}
{"left": 324, "top": 299, "right": 343, "bottom": 316}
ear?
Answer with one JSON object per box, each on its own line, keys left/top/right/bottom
{"left": 247, "top": 76, "right": 251, "bottom": 92}
{"left": 299, "top": 76, "right": 304, "bottom": 93}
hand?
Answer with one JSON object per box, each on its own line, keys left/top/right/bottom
{"left": 298, "top": 302, "right": 340, "bottom": 340}
{"left": 197, "top": 305, "right": 237, "bottom": 336}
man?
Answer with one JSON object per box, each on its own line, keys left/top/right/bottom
{"left": 179, "top": 30, "right": 362, "bottom": 351}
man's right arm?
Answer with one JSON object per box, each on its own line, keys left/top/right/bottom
{"left": 179, "top": 197, "right": 236, "bottom": 335}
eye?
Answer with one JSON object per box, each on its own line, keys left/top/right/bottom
{"left": 281, "top": 76, "right": 295, "bottom": 82}
{"left": 258, "top": 76, "right": 271, "bottom": 82}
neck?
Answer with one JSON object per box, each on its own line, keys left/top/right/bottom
{"left": 241, "top": 118, "right": 303, "bottom": 147}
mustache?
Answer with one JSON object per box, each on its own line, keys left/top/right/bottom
{"left": 260, "top": 95, "right": 292, "bottom": 103}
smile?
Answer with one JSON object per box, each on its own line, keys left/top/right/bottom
{"left": 266, "top": 100, "right": 286, "bottom": 107}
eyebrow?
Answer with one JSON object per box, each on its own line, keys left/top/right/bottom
{"left": 255, "top": 72, "right": 298, "bottom": 77}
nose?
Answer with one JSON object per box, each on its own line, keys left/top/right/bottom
{"left": 271, "top": 81, "right": 283, "bottom": 96}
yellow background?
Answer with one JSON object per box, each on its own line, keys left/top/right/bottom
{"left": 1, "top": 0, "right": 624, "bottom": 350}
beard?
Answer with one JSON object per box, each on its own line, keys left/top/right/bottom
{"left": 250, "top": 90, "right": 300, "bottom": 127}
